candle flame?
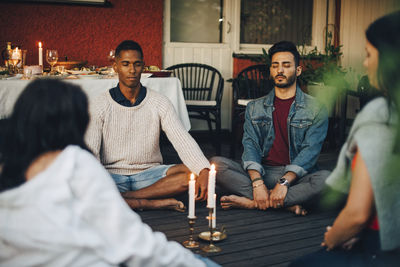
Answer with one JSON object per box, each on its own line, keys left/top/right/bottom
{"left": 210, "top": 164, "right": 216, "bottom": 172}
{"left": 15, "top": 47, "right": 19, "bottom": 51}
{"left": 190, "top": 173, "right": 195, "bottom": 181}
{"left": 39, "top": 42, "right": 42, "bottom": 48}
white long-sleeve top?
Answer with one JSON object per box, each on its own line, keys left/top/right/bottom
{"left": 85, "top": 89, "right": 210, "bottom": 176}
{"left": 0, "top": 146, "right": 205, "bottom": 267}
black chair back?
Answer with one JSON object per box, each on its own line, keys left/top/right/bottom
{"left": 230, "top": 64, "right": 273, "bottom": 158}
{"left": 233, "top": 64, "right": 273, "bottom": 103}
{"left": 166, "top": 63, "right": 224, "bottom": 106}
{"left": 166, "top": 63, "right": 224, "bottom": 155}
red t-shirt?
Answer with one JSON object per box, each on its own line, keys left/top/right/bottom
{"left": 263, "top": 96, "right": 295, "bottom": 166}
{"left": 351, "top": 151, "right": 379, "bottom": 230}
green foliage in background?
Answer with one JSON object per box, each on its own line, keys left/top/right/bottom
{"left": 299, "top": 32, "right": 347, "bottom": 88}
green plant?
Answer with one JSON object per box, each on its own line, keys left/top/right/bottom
{"left": 299, "top": 32, "right": 347, "bottom": 89}
{"left": 261, "top": 47, "right": 271, "bottom": 66}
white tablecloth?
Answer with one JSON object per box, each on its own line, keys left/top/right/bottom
{"left": 0, "top": 77, "right": 190, "bottom": 130}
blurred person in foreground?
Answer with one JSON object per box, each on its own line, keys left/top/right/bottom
{"left": 290, "top": 11, "right": 400, "bottom": 266}
{"left": 0, "top": 79, "right": 219, "bottom": 267}
{"left": 85, "top": 40, "right": 211, "bottom": 211}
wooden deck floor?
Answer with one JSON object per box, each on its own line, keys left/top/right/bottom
{"left": 146, "top": 132, "right": 340, "bottom": 266}
{"left": 137, "top": 202, "right": 337, "bottom": 266}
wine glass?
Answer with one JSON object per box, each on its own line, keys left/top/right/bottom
{"left": 107, "top": 49, "right": 115, "bottom": 64}
{"left": 46, "top": 49, "right": 58, "bottom": 74}
{"left": 9, "top": 48, "right": 22, "bottom": 74}
{"left": 107, "top": 49, "right": 115, "bottom": 75}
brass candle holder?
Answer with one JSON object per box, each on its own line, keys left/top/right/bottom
{"left": 201, "top": 208, "right": 221, "bottom": 253}
{"left": 182, "top": 216, "right": 199, "bottom": 248}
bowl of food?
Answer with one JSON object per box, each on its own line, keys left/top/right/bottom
{"left": 55, "top": 60, "right": 87, "bottom": 70}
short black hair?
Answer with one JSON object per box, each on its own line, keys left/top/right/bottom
{"left": 268, "top": 41, "right": 300, "bottom": 66}
{"left": 115, "top": 40, "right": 144, "bottom": 59}
{"left": 0, "top": 79, "right": 89, "bottom": 192}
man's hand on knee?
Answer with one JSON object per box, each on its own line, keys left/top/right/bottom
{"left": 252, "top": 185, "right": 269, "bottom": 210}
{"left": 269, "top": 184, "right": 288, "bottom": 208}
{"left": 195, "top": 168, "right": 209, "bottom": 201}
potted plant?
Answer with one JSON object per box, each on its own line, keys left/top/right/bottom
{"left": 299, "top": 32, "right": 348, "bottom": 114}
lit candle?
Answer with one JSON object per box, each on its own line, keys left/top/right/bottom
{"left": 212, "top": 194, "right": 216, "bottom": 228}
{"left": 188, "top": 173, "right": 196, "bottom": 219}
{"left": 38, "top": 42, "right": 43, "bottom": 66}
{"left": 207, "top": 164, "right": 216, "bottom": 208}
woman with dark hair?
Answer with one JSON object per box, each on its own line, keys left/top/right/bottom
{"left": 0, "top": 79, "right": 219, "bottom": 267}
{"left": 0, "top": 79, "right": 90, "bottom": 192}
{"left": 290, "top": 10, "right": 400, "bottom": 266}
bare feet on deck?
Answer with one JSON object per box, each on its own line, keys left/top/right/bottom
{"left": 286, "top": 205, "right": 307, "bottom": 216}
{"left": 220, "top": 195, "right": 256, "bottom": 210}
{"left": 124, "top": 197, "right": 186, "bottom": 212}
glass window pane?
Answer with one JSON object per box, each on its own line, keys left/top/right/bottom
{"left": 240, "top": 0, "right": 313, "bottom": 45}
{"left": 171, "top": 0, "right": 223, "bottom": 43}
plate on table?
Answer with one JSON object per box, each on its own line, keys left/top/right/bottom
{"left": 67, "top": 70, "right": 96, "bottom": 75}
{"left": 143, "top": 70, "right": 173, "bottom": 78}
{"left": 78, "top": 74, "right": 100, "bottom": 79}
{"left": 141, "top": 73, "right": 152, "bottom": 79}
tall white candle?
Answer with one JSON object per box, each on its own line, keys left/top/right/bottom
{"left": 207, "top": 164, "right": 216, "bottom": 208}
{"left": 38, "top": 42, "right": 43, "bottom": 66}
{"left": 188, "top": 173, "right": 195, "bottom": 219}
{"left": 212, "top": 194, "right": 216, "bottom": 228}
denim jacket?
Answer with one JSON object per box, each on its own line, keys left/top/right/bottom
{"left": 242, "top": 86, "right": 328, "bottom": 178}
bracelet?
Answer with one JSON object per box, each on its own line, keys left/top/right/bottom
{"left": 252, "top": 182, "right": 264, "bottom": 189}
{"left": 251, "top": 177, "right": 263, "bottom": 184}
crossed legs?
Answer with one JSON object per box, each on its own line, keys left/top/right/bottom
{"left": 211, "top": 156, "right": 330, "bottom": 215}
{"left": 111, "top": 164, "right": 190, "bottom": 211}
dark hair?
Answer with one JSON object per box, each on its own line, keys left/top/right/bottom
{"left": 0, "top": 79, "right": 90, "bottom": 192}
{"left": 366, "top": 11, "right": 400, "bottom": 95}
{"left": 366, "top": 11, "right": 400, "bottom": 152}
{"left": 115, "top": 40, "right": 144, "bottom": 59}
{"left": 268, "top": 41, "right": 300, "bottom": 66}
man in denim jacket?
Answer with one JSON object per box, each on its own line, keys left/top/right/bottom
{"left": 212, "top": 41, "right": 330, "bottom": 215}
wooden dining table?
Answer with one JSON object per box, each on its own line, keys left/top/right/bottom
{"left": 0, "top": 76, "right": 191, "bottom": 130}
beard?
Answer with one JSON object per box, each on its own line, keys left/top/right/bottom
{"left": 271, "top": 73, "right": 297, "bottom": 88}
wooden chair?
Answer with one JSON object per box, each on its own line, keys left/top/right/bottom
{"left": 166, "top": 63, "right": 224, "bottom": 155}
{"left": 230, "top": 64, "right": 273, "bottom": 158}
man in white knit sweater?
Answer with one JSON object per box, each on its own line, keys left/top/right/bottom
{"left": 85, "top": 40, "right": 211, "bottom": 210}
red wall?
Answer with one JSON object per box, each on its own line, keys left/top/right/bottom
{"left": 0, "top": 0, "right": 163, "bottom": 68}
{"left": 233, "top": 58, "right": 259, "bottom": 78}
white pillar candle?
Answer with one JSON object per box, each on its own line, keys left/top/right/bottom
{"left": 207, "top": 164, "right": 216, "bottom": 208}
{"left": 188, "top": 173, "right": 196, "bottom": 219}
{"left": 38, "top": 42, "right": 43, "bottom": 66}
{"left": 212, "top": 193, "right": 216, "bottom": 228}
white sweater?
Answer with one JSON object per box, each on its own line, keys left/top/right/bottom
{"left": 85, "top": 89, "right": 209, "bottom": 175}
{"left": 0, "top": 146, "right": 205, "bottom": 267}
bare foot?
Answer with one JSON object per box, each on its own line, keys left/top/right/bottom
{"left": 220, "top": 195, "right": 256, "bottom": 210}
{"left": 124, "top": 198, "right": 186, "bottom": 212}
{"left": 287, "top": 205, "right": 307, "bottom": 216}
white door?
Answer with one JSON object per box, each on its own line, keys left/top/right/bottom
{"left": 163, "top": 0, "right": 330, "bottom": 131}
{"left": 163, "top": 0, "right": 234, "bottom": 131}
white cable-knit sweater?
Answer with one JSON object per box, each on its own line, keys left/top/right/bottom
{"left": 85, "top": 88, "right": 210, "bottom": 176}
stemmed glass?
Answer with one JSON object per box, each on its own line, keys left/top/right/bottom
{"left": 9, "top": 48, "right": 22, "bottom": 74}
{"left": 107, "top": 49, "right": 115, "bottom": 64}
{"left": 46, "top": 50, "right": 58, "bottom": 74}
{"left": 107, "top": 49, "right": 115, "bottom": 75}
